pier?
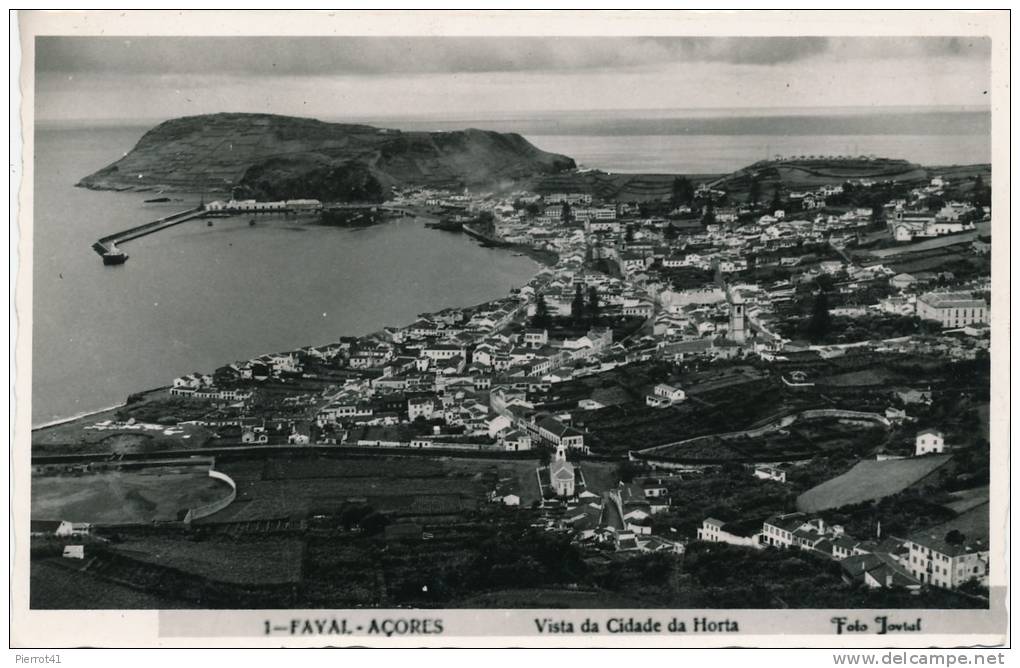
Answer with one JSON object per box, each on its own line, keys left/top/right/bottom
{"left": 91, "top": 201, "right": 434, "bottom": 264}
{"left": 92, "top": 206, "right": 206, "bottom": 261}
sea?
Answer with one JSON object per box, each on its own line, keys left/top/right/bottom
{"left": 29, "top": 107, "right": 991, "bottom": 426}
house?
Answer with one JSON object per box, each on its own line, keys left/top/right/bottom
{"left": 916, "top": 292, "right": 988, "bottom": 328}
{"left": 408, "top": 395, "right": 438, "bottom": 421}
{"left": 523, "top": 328, "right": 548, "bottom": 348}
{"left": 762, "top": 513, "right": 812, "bottom": 548}
{"left": 904, "top": 531, "right": 989, "bottom": 590}
{"left": 915, "top": 428, "right": 946, "bottom": 456}
{"left": 487, "top": 414, "right": 513, "bottom": 438}
{"left": 652, "top": 383, "right": 686, "bottom": 404}
{"left": 753, "top": 465, "right": 787, "bottom": 483}
{"left": 501, "top": 429, "right": 532, "bottom": 452}
{"left": 241, "top": 424, "right": 269, "bottom": 444}
{"left": 841, "top": 553, "right": 920, "bottom": 590}
{"left": 287, "top": 423, "right": 311, "bottom": 445}
{"left": 535, "top": 415, "right": 588, "bottom": 453}
{"left": 645, "top": 393, "right": 672, "bottom": 408}
{"left": 832, "top": 535, "right": 862, "bottom": 561}
{"left": 697, "top": 517, "right": 763, "bottom": 549}
{"left": 55, "top": 521, "right": 92, "bottom": 538}
{"left": 62, "top": 545, "right": 86, "bottom": 560}
{"left": 889, "top": 273, "right": 918, "bottom": 290}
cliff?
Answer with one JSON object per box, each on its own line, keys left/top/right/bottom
{"left": 77, "top": 113, "right": 576, "bottom": 200}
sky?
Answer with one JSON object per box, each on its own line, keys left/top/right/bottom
{"left": 34, "top": 36, "right": 992, "bottom": 122}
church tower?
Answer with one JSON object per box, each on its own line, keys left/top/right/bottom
{"left": 728, "top": 288, "right": 746, "bottom": 344}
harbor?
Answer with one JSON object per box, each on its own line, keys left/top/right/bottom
{"left": 91, "top": 206, "right": 205, "bottom": 264}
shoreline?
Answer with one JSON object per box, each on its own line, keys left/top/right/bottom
{"left": 31, "top": 402, "right": 126, "bottom": 431}
{"left": 34, "top": 217, "right": 550, "bottom": 432}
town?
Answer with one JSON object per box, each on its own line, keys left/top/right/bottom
{"left": 31, "top": 155, "right": 992, "bottom": 609}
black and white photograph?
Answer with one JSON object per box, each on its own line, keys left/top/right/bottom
{"left": 10, "top": 9, "right": 1009, "bottom": 650}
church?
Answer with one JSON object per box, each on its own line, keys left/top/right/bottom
{"left": 548, "top": 444, "right": 576, "bottom": 497}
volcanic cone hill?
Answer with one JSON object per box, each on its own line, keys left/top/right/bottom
{"left": 77, "top": 113, "right": 577, "bottom": 201}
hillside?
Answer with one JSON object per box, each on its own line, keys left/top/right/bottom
{"left": 530, "top": 171, "right": 718, "bottom": 203}
{"left": 796, "top": 455, "right": 952, "bottom": 513}
{"left": 707, "top": 157, "right": 930, "bottom": 198}
{"left": 530, "top": 156, "right": 985, "bottom": 203}
{"left": 77, "top": 113, "right": 576, "bottom": 200}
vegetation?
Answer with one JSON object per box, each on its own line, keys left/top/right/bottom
{"left": 650, "top": 468, "right": 795, "bottom": 539}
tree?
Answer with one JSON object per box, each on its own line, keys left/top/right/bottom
{"left": 972, "top": 174, "right": 991, "bottom": 208}
{"left": 670, "top": 176, "right": 694, "bottom": 209}
{"left": 624, "top": 224, "right": 636, "bottom": 244}
{"left": 587, "top": 286, "right": 601, "bottom": 324}
{"left": 770, "top": 184, "right": 783, "bottom": 213}
{"left": 945, "top": 529, "right": 965, "bottom": 546}
{"left": 617, "top": 460, "right": 641, "bottom": 483}
{"left": 663, "top": 223, "right": 679, "bottom": 241}
{"left": 571, "top": 284, "right": 586, "bottom": 324}
{"left": 525, "top": 201, "right": 541, "bottom": 217}
{"left": 806, "top": 291, "right": 832, "bottom": 342}
{"left": 532, "top": 293, "right": 551, "bottom": 328}
{"left": 701, "top": 197, "right": 715, "bottom": 226}
{"left": 561, "top": 201, "right": 573, "bottom": 224}
{"left": 749, "top": 175, "right": 761, "bottom": 206}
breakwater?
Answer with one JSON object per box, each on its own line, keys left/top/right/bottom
{"left": 92, "top": 206, "right": 205, "bottom": 259}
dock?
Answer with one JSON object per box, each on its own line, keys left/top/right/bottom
{"left": 92, "top": 206, "right": 206, "bottom": 260}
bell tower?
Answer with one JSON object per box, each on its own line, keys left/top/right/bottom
{"left": 728, "top": 288, "right": 746, "bottom": 344}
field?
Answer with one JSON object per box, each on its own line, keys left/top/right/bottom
{"left": 32, "top": 465, "right": 233, "bottom": 524}
{"left": 202, "top": 454, "right": 541, "bottom": 523}
{"left": 108, "top": 535, "right": 304, "bottom": 584}
{"left": 31, "top": 559, "right": 197, "bottom": 609}
{"left": 917, "top": 501, "right": 989, "bottom": 540}
{"left": 942, "top": 486, "right": 989, "bottom": 514}
{"left": 449, "top": 587, "right": 650, "bottom": 608}
{"left": 796, "top": 455, "right": 952, "bottom": 512}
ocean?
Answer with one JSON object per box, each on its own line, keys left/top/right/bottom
{"left": 29, "top": 108, "right": 991, "bottom": 425}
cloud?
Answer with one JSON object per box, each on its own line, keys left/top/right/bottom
{"left": 36, "top": 35, "right": 990, "bottom": 78}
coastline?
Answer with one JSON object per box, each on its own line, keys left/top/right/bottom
{"left": 33, "top": 217, "right": 549, "bottom": 434}
{"left": 31, "top": 402, "right": 126, "bottom": 431}
{"left": 462, "top": 223, "right": 559, "bottom": 267}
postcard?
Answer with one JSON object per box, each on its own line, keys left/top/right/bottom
{"left": 11, "top": 9, "right": 1009, "bottom": 649}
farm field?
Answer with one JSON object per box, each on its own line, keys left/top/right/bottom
{"left": 864, "top": 221, "right": 990, "bottom": 259}
{"left": 30, "top": 560, "right": 198, "bottom": 609}
{"left": 32, "top": 465, "right": 233, "bottom": 524}
{"left": 108, "top": 535, "right": 304, "bottom": 584}
{"left": 917, "top": 501, "right": 989, "bottom": 540}
{"left": 797, "top": 455, "right": 952, "bottom": 512}
{"left": 942, "top": 486, "right": 989, "bottom": 514}
{"left": 203, "top": 455, "right": 536, "bottom": 523}
{"left": 450, "top": 587, "right": 651, "bottom": 608}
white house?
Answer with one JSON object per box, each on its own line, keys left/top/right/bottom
{"left": 653, "top": 383, "right": 686, "bottom": 404}
{"left": 915, "top": 428, "right": 946, "bottom": 456}
{"left": 697, "top": 518, "right": 763, "bottom": 549}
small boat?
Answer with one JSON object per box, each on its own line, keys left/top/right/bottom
{"left": 249, "top": 219, "right": 256, "bottom": 226}
{"left": 207, "top": 220, "right": 214, "bottom": 227}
